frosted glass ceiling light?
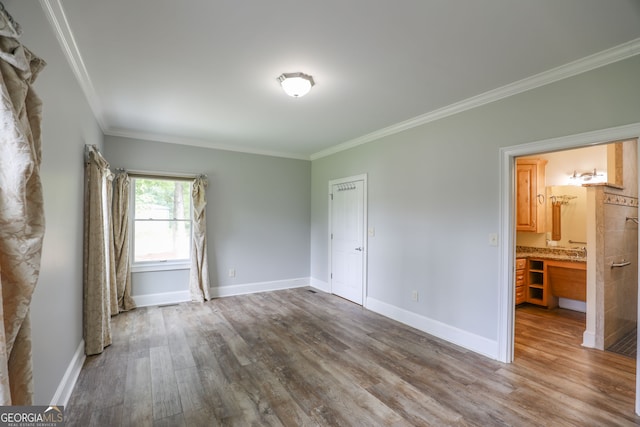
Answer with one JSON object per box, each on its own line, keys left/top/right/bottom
{"left": 278, "top": 72, "right": 315, "bottom": 97}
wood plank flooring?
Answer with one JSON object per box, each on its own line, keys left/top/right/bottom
{"left": 65, "top": 289, "right": 640, "bottom": 426}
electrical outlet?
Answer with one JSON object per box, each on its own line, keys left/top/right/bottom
{"left": 228, "top": 268, "right": 236, "bottom": 278}
{"left": 411, "top": 290, "right": 418, "bottom": 301}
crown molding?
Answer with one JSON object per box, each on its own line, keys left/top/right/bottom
{"left": 310, "top": 37, "right": 640, "bottom": 160}
{"left": 40, "top": 1, "right": 639, "bottom": 162}
{"left": 40, "top": 0, "right": 309, "bottom": 161}
{"left": 104, "top": 129, "right": 310, "bottom": 161}
{"left": 40, "top": 0, "right": 106, "bottom": 131}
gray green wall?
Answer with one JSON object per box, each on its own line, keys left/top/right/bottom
{"left": 104, "top": 137, "right": 311, "bottom": 297}
{"left": 310, "top": 55, "right": 640, "bottom": 344}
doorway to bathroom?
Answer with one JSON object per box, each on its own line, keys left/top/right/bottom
{"left": 497, "top": 123, "right": 640, "bottom": 412}
{"left": 513, "top": 140, "right": 639, "bottom": 358}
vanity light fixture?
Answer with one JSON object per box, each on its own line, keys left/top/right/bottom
{"left": 278, "top": 72, "right": 315, "bottom": 97}
{"left": 569, "top": 168, "right": 606, "bottom": 184}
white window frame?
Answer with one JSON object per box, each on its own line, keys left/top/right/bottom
{"left": 130, "top": 175, "right": 193, "bottom": 273}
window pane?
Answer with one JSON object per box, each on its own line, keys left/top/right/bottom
{"left": 134, "top": 220, "right": 191, "bottom": 262}
{"left": 134, "top": 179, "right": 191, "bottom": 220}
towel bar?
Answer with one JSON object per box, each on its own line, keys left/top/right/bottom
{"left": 611, "top": 261, "right": 631, "bottom": 268}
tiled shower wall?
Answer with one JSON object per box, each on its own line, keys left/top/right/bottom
{"left": 596, "top": 139, "right": 638, "bottom": 349}
{"left": 602, "top": 193, "right": 638, "bottom": 348}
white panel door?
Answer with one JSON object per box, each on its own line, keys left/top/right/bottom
{"left": 330, "top": 180, "right": 365, "bottom": 305}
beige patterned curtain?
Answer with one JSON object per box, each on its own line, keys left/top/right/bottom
{"left": 106, "top": 172, "right": 118, "bottom": 316}
{"left": 189, "top": 176, "right": 211, "bottom": 301}
{"left": 0, "top": 23, "right": 46, "bottom": 404}
{"left": 83, "top": 146, "right": 114, "bottom": 356}
{"left": 112, "top": 172, "right": 135, "bottom": 312}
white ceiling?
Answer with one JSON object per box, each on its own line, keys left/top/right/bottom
{"left": 52, "top": 0, "right": 640, "bottom": 159}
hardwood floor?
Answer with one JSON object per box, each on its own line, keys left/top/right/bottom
{"left": 66, "top": 289, "right": 640, "bottom": 426}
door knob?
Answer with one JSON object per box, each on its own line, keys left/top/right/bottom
{"left": 355, "top": 247, "right": 363, "bottom": 251}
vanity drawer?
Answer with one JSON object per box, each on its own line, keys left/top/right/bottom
{"left": 515, "top": 258, "right": 527, "bottom": 305}
{"left": 515, "top": 285, "right": 526, "bottom": 304}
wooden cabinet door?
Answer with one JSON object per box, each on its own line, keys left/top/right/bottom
{"left": 516, "top": 163, "right": 536, "bottom": 231}
{"left": 516, "top": 159, "right": 546, "bottom": 233}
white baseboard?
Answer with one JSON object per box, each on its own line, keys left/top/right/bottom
{"left": 51, "top": 340, "right": 85, "bottom": 406}
{"left": 558, "top": 298, "right": 586, "bottom": 313}
{"left": 132, "top": 278, "right": 314, "bottom": 307}
{"left": 132, "top": 290, "right": 191, "bottom": 307}
{"left": 582, "top": 330, "right": 597, "bottom": 348}
{"left": 210, "top": 277, "right": 309, "bottom": 298}
{"left": 365, "top": 297, "right": 499, "bottom": 360}
{"left": 309, "top": 277, "right": 330, "bottom": 293}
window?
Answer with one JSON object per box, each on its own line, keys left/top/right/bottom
{"left": 132, "top": 177, "right": 192, "bottom": 270}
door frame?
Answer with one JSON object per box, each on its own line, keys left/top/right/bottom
{"left": 497, "top": 122, "right": 640, "bottom": 413}
{"left": 328, "top": 174, "right": 368, "bottom": 307}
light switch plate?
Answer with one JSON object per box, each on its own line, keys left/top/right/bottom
{"left": 489, "top": 233, "right": 499, "bottom": 246}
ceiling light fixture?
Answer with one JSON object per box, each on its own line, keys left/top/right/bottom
{"left": 278, "top": 72, "right": 315, "bottom": 97}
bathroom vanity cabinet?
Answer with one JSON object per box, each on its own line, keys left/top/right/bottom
{"left": 515, "top": 258, "right": 526, "bottom": 305}
{"left": 546, "top": 260, "right": 587, "bottom": 302}
{"left": 524, "top": 258, "right": 586, "bottom": 307}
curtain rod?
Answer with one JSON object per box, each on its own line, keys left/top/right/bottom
{"left": 119, "top": 168, "right": 206, "bottom": 181}
{"left": 84, "top": 144, "right": 104, "bottom": 163}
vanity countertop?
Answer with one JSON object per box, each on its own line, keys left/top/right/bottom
{"left": 516, "top": 246, "right": 586, "bottom": 263}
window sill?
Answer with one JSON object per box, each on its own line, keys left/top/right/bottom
{"left": 132, "top": 261, "right": 190, "bottom": 273}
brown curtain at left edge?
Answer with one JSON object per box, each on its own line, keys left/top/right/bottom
{"left": 0, "top": 35, "right": 47, "bottom": 404}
